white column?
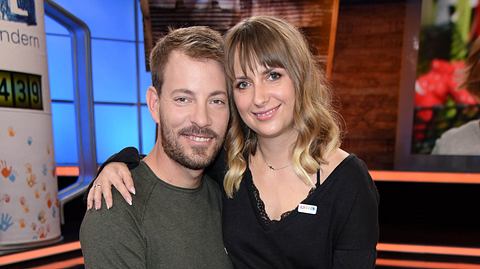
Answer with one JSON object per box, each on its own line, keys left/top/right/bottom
{"left": 0, "top": 0, "right": 61, "bottom": 250}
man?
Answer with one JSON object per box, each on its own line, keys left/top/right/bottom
{"left": 79, "top": 26, "right": 233, "bottom": 269}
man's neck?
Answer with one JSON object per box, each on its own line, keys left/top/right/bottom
{"left": 143, "top": 144, "right": 204, "bottom": 189}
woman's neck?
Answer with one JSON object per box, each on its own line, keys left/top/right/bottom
{"left": 256, "top": 129, "right": 298, "bottom": 169}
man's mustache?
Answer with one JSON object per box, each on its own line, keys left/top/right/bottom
{"left": 179, "top": 125, "right": 218, "bottom": 139}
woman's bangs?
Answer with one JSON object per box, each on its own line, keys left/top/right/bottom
{"left": 234, "top": 31, "right": 287, "bottom": 76}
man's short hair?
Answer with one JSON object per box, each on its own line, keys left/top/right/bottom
{"left": 150, "top": 26, "right": 225, "bottom": 94}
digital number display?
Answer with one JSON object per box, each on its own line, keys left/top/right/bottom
{"left": 0, "top": 70, "right": 43, "bottom": 110}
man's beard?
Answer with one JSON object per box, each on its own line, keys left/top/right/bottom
{"left": 161, "top": 119, "right": 223, "bottom": 170}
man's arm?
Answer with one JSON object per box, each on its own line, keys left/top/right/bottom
{"left": 80, "top": 191, "right": 146, "bottom": 269}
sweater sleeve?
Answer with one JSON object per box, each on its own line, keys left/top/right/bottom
{"left": 80, "top": 191, "right": 146, "bottom": 269}
{"left": 97, "top": 147, "right": 143, "bottom": 174}
{"left": 332, "top": 162, "right": 379, "bottom": 269}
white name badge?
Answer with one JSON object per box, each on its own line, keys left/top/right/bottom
{"left": 298, "top": 203, "right": 317, "bottom": 215}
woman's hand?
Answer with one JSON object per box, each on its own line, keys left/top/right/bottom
{"left": 86, "top": 162, "right": 135, "bottom": 210}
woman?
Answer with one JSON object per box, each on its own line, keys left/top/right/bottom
{"left": 88, "top": 16, "right": 379, "bottom": 268}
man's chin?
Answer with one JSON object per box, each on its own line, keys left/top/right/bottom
{"left": 179, "top": 157, "right": 214, "bottom": 170}
{"left": 187, "top": 152, "right": 216, "bottom": 169}
{"left": 166, "top": 139, "right": 222, "bottom": 170}
{"left": 172, "top": 147, "right": 215, "bottom": 170}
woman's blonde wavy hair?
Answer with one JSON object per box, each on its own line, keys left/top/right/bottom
{"left": 223, "top": 16, "right": 342, "bottom": 198}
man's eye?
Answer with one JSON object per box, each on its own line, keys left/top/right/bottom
{"left": 174, "top": 97, "right": 189, "bottom": 103}
{"left": 236, "top": 81, "right": 250, "bottom": 89}
{"left": 267, "top": 72, "right": 281, "bottom": 81}
{"left": 211, "top": 99, "right": 226, "bottom": 105}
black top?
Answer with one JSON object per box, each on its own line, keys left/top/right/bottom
{"left": 91, "top": 148, "right": 379, "bottom": 269}
{"left": 222, "top": 155, "right": 379, "bottom": 268}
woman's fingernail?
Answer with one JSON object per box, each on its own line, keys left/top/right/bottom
{"left": 129, "top": 187, "right": 136, "bottom": 195}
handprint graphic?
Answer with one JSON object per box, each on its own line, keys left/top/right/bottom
{"left": 38, "top": 210, "right": 46, "bottom": 224}
{"left": 19, "top": 196, "right": 29, "bottom": 213}
{"left": 25, "top": 163, "right": 33, "bottom": 174}
{"left": 0, "top": 213, "right": 14, "bottom": 231}
{"left": 7, "top": 127, "right": 15, "bottom": 137}
{"left": 34, "top": 189, "right": 40, "bottom": 199}
{"left": 25, "top": 164, "right": 37, "bottom": 188}
{"left": 26, "top": 173, "right": 37, "bottom": 188}
{"left": 8, "top": 170, "right": 17, "bottom": 182}
{"left": 19, "top": 218, "right": 26, "bottom": 229}
{"left": 1, "top": 194, "right": 10, "bottom": 204}
{"left": 42, "top": 164, "right": 48, "bottom": 176}
{"left": 1, "top": 160, "right": 12, "bottom": 180}
{"left": 37, "top": 226, "right": 46, "bottom": 239}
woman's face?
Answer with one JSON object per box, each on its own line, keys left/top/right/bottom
{"left": 232, "top": 56, "right": 297, "bottom": 139}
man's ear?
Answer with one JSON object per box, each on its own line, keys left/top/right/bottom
{"left": 146, "top": 86, "right": 160, "bottom": 123}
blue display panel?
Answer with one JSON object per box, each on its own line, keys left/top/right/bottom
{"left": 92, "top": 39, "right": 137, "bottom": 103}
{"left": 51, "top": 102, "right": 78, "bottom": 164}
{"left": 46, "top": 34, "right": 74, "bottom": 101}
{"left": 94, "top": 104, "right": 139, "bottom": 163}
{"left": 138, "top": 42, "right": 151, "bottom": 104}
{"left": 46, "top": 0, "right": 147, "bottom": 166}
{"left": 50, "top": 0, "right": 136, "bottom": 41}
{"left": 44, "top": 15, "right": 69, "bottom": 35}
{"left": 141, "top": 105, "right": 155, "bottom": 154}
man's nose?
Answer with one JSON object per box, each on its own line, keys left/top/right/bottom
{"left": 191, "top": 103, "right": 211, "bottom": 127}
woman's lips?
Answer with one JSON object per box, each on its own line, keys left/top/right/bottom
{"left": 252, "top": 104, "right": 281, "bottom": 121}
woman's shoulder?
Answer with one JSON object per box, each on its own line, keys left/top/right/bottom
{"left": 318, "top": 150, "right": 379, "bottom": 213}
{"left": 321, "top": 149, "right": 353, "bottom": 182}
{"left": 325, "top": 149, "right": 350, "bottom": 170}
{"left": 323, "top": 149, "right": 374, "bottom": 190}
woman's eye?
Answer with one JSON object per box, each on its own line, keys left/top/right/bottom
{"left": 267, "top": 71, "right": 281, "bottom": 81}
{"left": 236, "top": 81, "right": 250, "bottom": 89}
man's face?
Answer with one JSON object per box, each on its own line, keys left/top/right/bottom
{"left": 151, "top": 51, "right": 229, "bottom": 170}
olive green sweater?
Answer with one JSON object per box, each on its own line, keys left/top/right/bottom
{"left": 80, "top": 161, "right": 233, "bottom": 269}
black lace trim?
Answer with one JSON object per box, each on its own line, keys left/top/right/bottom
{"left": 250, "top": 180, "right": 315, "bottom": 226}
